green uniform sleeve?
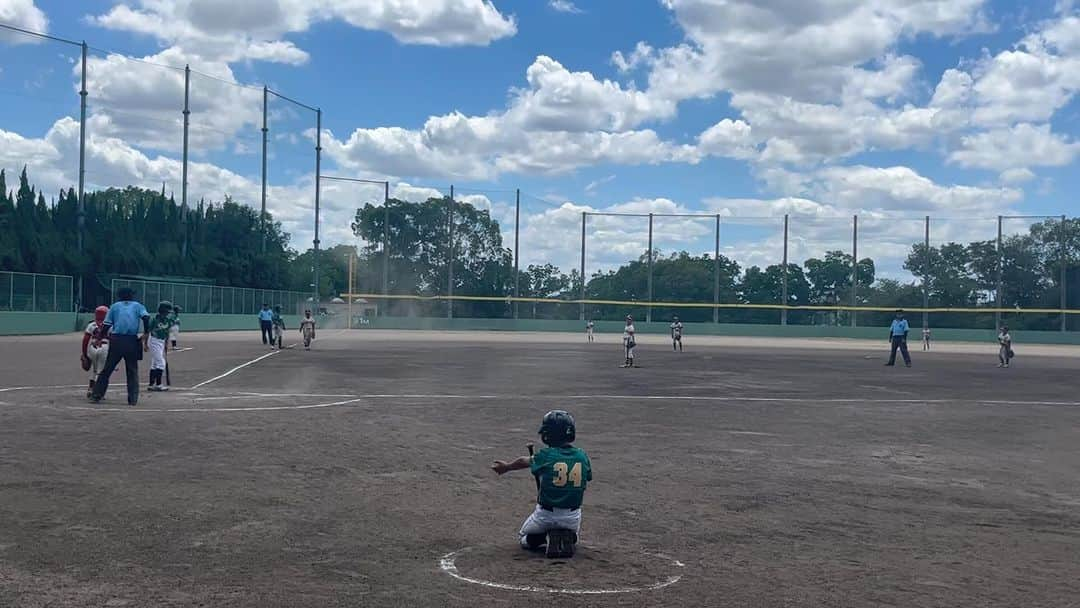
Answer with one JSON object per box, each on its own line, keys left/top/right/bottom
{"left": 530, "top": 449, "right": 549, "bottom": 476}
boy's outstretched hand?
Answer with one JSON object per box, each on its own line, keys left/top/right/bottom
{"left": 491, "top": 456, "right": 531, "bottom": 476}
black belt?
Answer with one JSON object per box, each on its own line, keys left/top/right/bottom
{"left": 539, "top": 505, "right": 579, "bottom": 512}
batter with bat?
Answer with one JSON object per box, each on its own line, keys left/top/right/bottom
{"left": 491, "top": 410, "right": 592, "bottom": 558}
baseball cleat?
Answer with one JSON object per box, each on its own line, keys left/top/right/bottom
{"left": 545, "top": 529, "right": 576, "bottom": 559}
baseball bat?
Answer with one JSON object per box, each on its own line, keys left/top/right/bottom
{"left": 527, "top": 443, "right": 539, "bottom": 491}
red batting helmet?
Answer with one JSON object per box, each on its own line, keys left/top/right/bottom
{"left": 94, "top": 306, "right": 109, "bottom": 323}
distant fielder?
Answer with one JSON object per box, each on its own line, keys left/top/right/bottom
{"left": 622, "top": 315, "right": 636, "bottom": 368}
{"left": 671, "top": 315, "right": 684, "bottom": 352}
{"left": 299, "top": 309, "right": 316, "bottom": 350}
{"left": 585, "top": 319, "right": 595, "bottom": 343}
{"left": 998, "top": 325, "right": 1014, "bottom": 368}
{"left": 491, "top": 410, "right": 592, "bottom": 559}
{"left": 922, "top": 325, "right": 931, "bottom": 351}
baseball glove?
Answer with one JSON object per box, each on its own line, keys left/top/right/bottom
{"left": 80, "top": 354, "right": 91, "bottom": 371}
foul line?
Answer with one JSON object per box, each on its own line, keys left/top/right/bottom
{"left": 438, "top": 547, "right": 683, "bottom": 594}
{"left": 190, "top": 350, "right": 280, "bottom": 389}
{"left": 5, "top": 388, "right": 1080, "bottom": 413}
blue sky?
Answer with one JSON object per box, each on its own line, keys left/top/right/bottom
{"left": 2, "top": 0, "right": 1079, "bottom": 281}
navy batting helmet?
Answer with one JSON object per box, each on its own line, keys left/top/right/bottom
{"left": 538, "top": 410, "right": 576, "bottom": 446}
{"left": 158, "top": 301, "right": 173, "bottom": 315}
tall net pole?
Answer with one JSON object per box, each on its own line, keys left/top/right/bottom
{"left": 713, "top": 215, "right": 720, "bottom": 324}
{"left": 382, "top": 181, "right": 390, "bottom": 309}
{"left": 260, "top": 86, "right": 268, "bottom": 253}
{"left": 447, "top": 185, "right": 455, "bottom": 319}
{"left": 313, "top": 109, "right": 322, "bottom": 309}
{"left": 996, "top": 215, "right": 1003, "bottom": 330}
{"left": 77, "top": 42, "right": 87, "bottom": 310}
{"left": 182, "top": 65, "right": 190, "bottom": 223}
{"left": 781, "top": 214, "right": 789, "bottom": 326}
{"left": 1061, "top": 215, "right": 1068, "bottom": 332}
{"left": 580, "top": 212, "right": 586, "bottom": 321}
{"left": 647, "top": 213, "right": 654, "bottom": 323}
{"left": 851, "top": 214, "right": 858, "bottom": 327}
{"left": 513, "top": 188, "right": 521, "bottom": 319}
{"left": 923, "top": 216, "right": 930, "bottom": 330}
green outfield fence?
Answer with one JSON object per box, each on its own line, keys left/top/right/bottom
{"left": 0, "top": 271, "right": 74, "bottom": 312}
{"left": 110, "top": 279, "right": 309, "bottom": 316}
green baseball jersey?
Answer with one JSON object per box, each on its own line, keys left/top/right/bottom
{"left": 271, "top": 312, "right": 285, "bottom": 328}
{"left": 149, "top": 314, "right": 173, "bottom": 340}
{"left": 531, "top": 446, "right": 592, "bottom": 510}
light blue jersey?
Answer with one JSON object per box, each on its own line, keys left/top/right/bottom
{"left": 105, "top": 300, "right": 149, "bottom": 336}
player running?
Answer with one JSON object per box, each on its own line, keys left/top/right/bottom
{"left": 621, "top": 315, "right": 636, "bottom": 368}
{"left": 922, "top": 326, "right": 931, "bottom": 351}
{"left": 147, "top": 301, "right": 173, "bottom": 391}
{"left": 491, "top": 410, "right": 592, "bottom": 559}
{"left": 998, "top": 326, "right": 1013, "bottom": 368}
{"left": 271, "top": 305, "right": 286, "bottom": 350}
{"left": 585, "top": 320, "right": 595, "bottom": 343}
{"left": 81, "top": 306, "right": 111, "bottom": 398}
{"left": 671, "top": 315, "right": 684, "bottom": 352}
{"left": 299, "top": 309, "right": 316, "bottom": 350}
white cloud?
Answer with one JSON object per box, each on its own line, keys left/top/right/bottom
{"left": 584, "top": 174, "right": 615, "bottom": 195}
{"left": 697, "top": 119, "right": 759, "bottom": 159}
{"left": 79, "top": 48, "right": 262, "bottom": 154}
{"left": 612, "top": 42, "right": 654, "bottom": 73}
{"left": 810, "top": 165, "right": 1022, "bottom": 214}
{"left": 999, "top": 167, "right": 1036, "bottom": 184}
{"left": 321, "top": 56, "right": 697, "bottom": 180}
{"left": 948, "top": 123, "right": 1080, "bottom": 171}
{"left": 549, "top": 0, "right": 582, "bottom": 14}
{"left": 0, "top": 0, "right": 47, "bottom": 44}
{"left": 90, "top": 0, "right": 517, "bottom": 64}
{"left": 639, "top": 0, "right": 989, "bottom": 106}
{"left": 963, "top": 15, "right": 1080, "bottom": 126}
{"left": 509, "top": 56, "right": 677, "bottom": 132}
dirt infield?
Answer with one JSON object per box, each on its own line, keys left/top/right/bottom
{"left": 2, "top": 330, "right": 1079, "bottom": 607}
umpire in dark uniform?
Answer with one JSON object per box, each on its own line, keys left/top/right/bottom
{"left": 885, "top": 309, "right": 912, "bottom": 367}
{"left": 90, "top": 287, "right": 150, "bottom": 406}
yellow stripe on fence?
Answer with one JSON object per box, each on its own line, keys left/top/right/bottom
{"left": 339, "top": 293, "right": 1080, "bottom": 315}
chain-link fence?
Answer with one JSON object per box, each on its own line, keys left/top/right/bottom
{"left": 0, "top": 272, "right": 74, "bottom": 312}
{"left": 110, "top": 279, "right": 308, "bottom": 315}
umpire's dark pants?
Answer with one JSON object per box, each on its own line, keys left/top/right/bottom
{"left": 93, "top": 334, "right": 142, "bottom": 405}
{"left": 888, "top": 335, "right": 911, "bottom": 365}
{"left": 260, "top": 320, "right": 273, "bottom": 344}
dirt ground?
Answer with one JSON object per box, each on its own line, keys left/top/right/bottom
{"left": 1, "top": 329, "right": 1079, "bottom": 607}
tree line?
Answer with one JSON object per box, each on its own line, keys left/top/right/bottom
{"left": 351, "top": 198, "right": 1080, "bottom": 330}
{"left": 3, "top": 167, "right": 1077, "bottom": 329}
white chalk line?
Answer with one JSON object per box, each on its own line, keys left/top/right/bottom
{"left": 62, "top": 396, "right": 370, "bottom": 414}
{"left": 5, "top": 386, "right": 1080, "bottom": 413}
{"left": 438, "top": 547, "right": 683, "bottom": 594}
{"left": 190, "top": 350, "right": 281, "bottom": 389}
{"left": 192, "top": 393, "right": 359, "bottom": 402}
{"left": 0, "top": 385, "right": 85, "bottom": 393}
